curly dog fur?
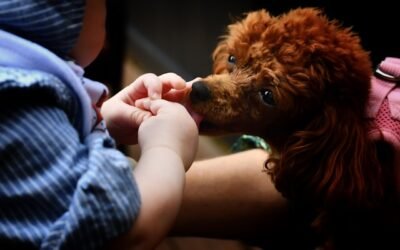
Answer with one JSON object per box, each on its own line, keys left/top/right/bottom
{"left": 188, "top": 8, "right": 399, "bottom": 249}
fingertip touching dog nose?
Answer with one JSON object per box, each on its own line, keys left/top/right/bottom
{"left": 190, "top": 81, "right": 211, "bottom": 103}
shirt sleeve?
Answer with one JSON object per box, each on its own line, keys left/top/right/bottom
{"left": 0, "top": 100, "right": 141, "bottom": 250}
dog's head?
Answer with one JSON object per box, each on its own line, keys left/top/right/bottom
{"left": 188, "top": 8, "right": 384, "bottom": 209}
{"left": 189, "top": 8, "right": 371, "bottom": 144}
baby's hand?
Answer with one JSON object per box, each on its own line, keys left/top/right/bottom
{"left": 101, "top": 73, "right": 190, "bottom": 145}
{"left": 136, "top": 99, "right": 198, "bottom": 170}
{"left": 119, "top": 72, "right": 188, "bottom": 102}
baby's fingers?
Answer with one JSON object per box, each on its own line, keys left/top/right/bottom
{"left": 123, "top": 73, "right": 163, "bottom": 103}
{"left": 159, "top": 73, "right": 194, "bottom": 102}
{"left": 186, "top": 77, "right": 202, "bottom": 88}
{"left": 159, "top": 73, "right": 186, "bottom": 91}
{"left": 162, "top": 77, "right": 201, "bottom": 102}
{"left": 135, "top": 98, "right": 150, "bottom": 111}
{"left": 122, "top": 73, "right": 187, "bottom": 104}
{"left": 120, "top": 102, "right": 153, "bottom": 126}
{"left": 136, "top": 98, "right": 181, "bottom": 116}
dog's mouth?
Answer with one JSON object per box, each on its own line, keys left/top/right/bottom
{"left": 185, "top": 103, "right": 204, "bottom": 128}
{"left": 187, "top": 105, "right": 236, "bottom": 136}
{"left": 185, "top": 103, "right": 224, "bottom": 133}
{"left": 188, "top": 109, "right": 204, "bottom": 128}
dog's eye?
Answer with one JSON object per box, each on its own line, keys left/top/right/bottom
{"left": 228, "top": 55, "right": 236, "bottom": 64}
{"left": 259, "top": 90, "right": 275, "bottom": 106}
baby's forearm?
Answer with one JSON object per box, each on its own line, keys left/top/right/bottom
{"left": 115, "top": 147, "right": 186, "bottom": 249}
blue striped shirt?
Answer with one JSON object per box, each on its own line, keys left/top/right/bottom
{"left": 0, "top": 29, "right": 141, "bottom": 249}
{"left": 0, "top": 0, "right": 85, "bottom": 57}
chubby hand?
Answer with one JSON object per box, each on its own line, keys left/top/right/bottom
{"left": 101, "top": 73, "right": 190, "bottom": 145}
{"left": 136, "top": 98, "right": 199, "bottom": 170}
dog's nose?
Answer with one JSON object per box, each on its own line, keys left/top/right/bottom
{"left": 190, "top": 81, "right": 211, "bottom": 103}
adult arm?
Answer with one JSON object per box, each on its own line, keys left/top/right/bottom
{"left": 172, "top": 149, "right": 289, "bottom": 242}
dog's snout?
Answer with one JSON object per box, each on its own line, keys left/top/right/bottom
{"left": 190, "top": 81, "right": 211, "bottom": 103}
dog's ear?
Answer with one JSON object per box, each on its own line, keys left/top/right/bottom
{"left": 266, "top": 7, "right": 385, "bottom": 209}
{"left": 271, "top": 105, "right": 384, "bottom": 209}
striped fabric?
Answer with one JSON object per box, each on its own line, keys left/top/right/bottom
{"left": 0, "top": 58, "right": 141, "bottom": 249}
{"left": 0, "top": 97, "right": 141, "bottom": 249}
{"left": 0, "top": 0, "right": 85, "bottom": 57}
{"left": 0, "top": 1, "right": 142, "bottom": 248}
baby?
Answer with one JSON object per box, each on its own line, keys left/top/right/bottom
{"left": 0, "top": 0, "right": 198, "bottom": 249}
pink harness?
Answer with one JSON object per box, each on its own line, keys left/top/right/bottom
{"left": 366, "top": 57, "right": 400, "bottom": 187}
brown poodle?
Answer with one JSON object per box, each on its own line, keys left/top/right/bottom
{"left": 187, "top": 8, "right": 399, "bottom": 250}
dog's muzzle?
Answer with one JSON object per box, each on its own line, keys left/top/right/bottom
{"left": 190, "top": 81, "right": 211, "bottom": 104}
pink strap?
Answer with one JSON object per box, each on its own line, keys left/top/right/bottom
{"left": 367, "top": 57, "right": 400, "bottom": 120}
{"left": 379, "top": 57, "right": 400, "bottom": 79}
{"left": 371, "top": 58, "right": 400, "bottom": 194}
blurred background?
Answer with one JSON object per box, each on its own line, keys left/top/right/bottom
{"left": 86, "top": 0, "right": 398, "bottom": 249}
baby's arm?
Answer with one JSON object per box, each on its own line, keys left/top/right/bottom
{"left": 103, "top": 73, "right": 198, "bottom": 249}
{"left": 108, "top": 99, "right": 198, "bottom": 250}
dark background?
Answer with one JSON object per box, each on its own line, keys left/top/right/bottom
{"left": 126, "top": 0, "right": 398, "bottom": 77}
{"left": 87, "top": 0, "right": 399, "bottom": 93}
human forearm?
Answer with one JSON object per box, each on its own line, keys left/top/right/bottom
{"left": 115, "top": 147, "right": 186, "bottom": 250}
{"left": 171, "top": 149, "right": 289, "bottom": 240}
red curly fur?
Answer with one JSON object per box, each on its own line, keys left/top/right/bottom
{"left": 188, "top": 8, "right": 398, "bottom": 249}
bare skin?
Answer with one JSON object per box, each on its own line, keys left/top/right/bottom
{"left": 173, "top": 149, "right": 289, "bottom": 241}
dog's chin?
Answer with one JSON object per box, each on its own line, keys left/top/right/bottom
{"left": 185, "top": 103, "right": 235, "bottom": 135}
{"left": 199, "top": 119, "right": 242, "bottom": 136}
{"left": 189, "top": 112, "right": 226, "bottom": 135}
{"left": 198, "top": 120, "right": 224, "bottom": 134}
